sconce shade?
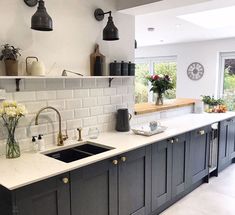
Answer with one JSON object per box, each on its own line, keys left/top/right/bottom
{"left": 31, "top": 0, "right": 53, "bottom": 31}
{"left": 103, "top": 16, "right": 119, "bottom": 41}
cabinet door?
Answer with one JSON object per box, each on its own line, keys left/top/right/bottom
{"left": 228, "top": 118, "right": 235, "bottom": 159}
{"left": 71, "top": 159, "right": 118, "bottom": 215}
{"left": 172, "top": 133, "right": 190, "bottom": 198}
{"left": 118, "top": 147, "right": 151, "bottom": 215}
{"left": 151, "top": 140, "right": 172, "bottom": 212}
{"left": 15, "top": 173, "right": 70, "bottom": 215}
{"left": 189, "top": 126, "right": 210, "bottom": 184}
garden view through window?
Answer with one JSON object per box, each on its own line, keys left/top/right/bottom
{"left": 221, "top": 53, "right": 235, "bottom": 111}
{"left": 135, "top": 58, "right": 177, "bottom": 104}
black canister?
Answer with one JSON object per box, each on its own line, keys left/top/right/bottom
{"left": 94, "top": 56, "right": 103, "bottom": 76}
{"left": 128, "top": 62, "right": 135, "bottom": 76}
{"left": 121, "top": 61, "right": 129, "bottom": 76}
{"left": 116, "top": 108, "right": 132, "bottom": 132}
{"left": 110, "top": 61, "right": 121, "bottom": 76}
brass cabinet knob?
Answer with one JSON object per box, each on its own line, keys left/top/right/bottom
{"left": 112, "top": 160, "right": 118, "bottom": 165}
{"left": 198, "top": 130, "right": 205, "bottom": 135}
{"left": 62, "top": 177, "right": 69, "bottom": 184}
{"left": 121, "top": 157, "right": 127, "bottom": 162}
{"left": 174, "top": 138, "right": 179, "bottom": 143}
{"left": 168, "top": 139, "right": 174, "bottom": 144}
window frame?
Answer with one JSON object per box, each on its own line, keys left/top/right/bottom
{"left": 135, "top": 56, "right": 177, "bottom": 103}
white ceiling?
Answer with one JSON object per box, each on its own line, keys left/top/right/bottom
{"left": 135, "top": 0, "right": 235, "bottom": 47}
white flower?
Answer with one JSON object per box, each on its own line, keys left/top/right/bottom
{"left": 16, "top": 104, "right": 27, "bottom": 116}
{"left": 0, "top": 108, "right": 3, "bottom": 116}
{"left": 5, "top": 107, "right": 17, "bottom": 118}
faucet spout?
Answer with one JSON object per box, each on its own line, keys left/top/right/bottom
{"left": 35, "top": 106, "right": 67, "bottom": 146}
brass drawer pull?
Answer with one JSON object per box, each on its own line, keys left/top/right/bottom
{"left": 62, "top": 177, "right": 69, "bottom": 184}
{"left": 112, "top": 160, "right": 118, "bottom": 165}
{"left": 198, "top": 130, "right": 205, "bottom": 135}
{"left": 168, "top": 139, "right": 174, "bottom": 144}
{"left": 120, "top": 157, "right": 127, "bottom": 162}
{"left": 174, "top": 138, "right": 179, "bottom": 143}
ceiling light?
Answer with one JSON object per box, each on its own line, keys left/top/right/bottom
{"left": 178, "top": 6, "right": 235, "bottom": 29}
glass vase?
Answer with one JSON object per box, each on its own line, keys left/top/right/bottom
{"left": 6, "top": 129, "right": 20, "bottom": 159}
{"left": 155, "top": 93, "right": 164, "bottom": 105}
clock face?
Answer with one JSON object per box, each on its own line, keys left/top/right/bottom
{"left": 187, "top": 62, "right": 204, "bottom": 81}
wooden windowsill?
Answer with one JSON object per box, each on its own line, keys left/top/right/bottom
{"left": 134, "top": 98, "right": 197, "bottom": 115}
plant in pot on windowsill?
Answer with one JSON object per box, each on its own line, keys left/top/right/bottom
{"left": 147, "top": 74, "right": 174, "bottom": 105}
{"left": 0, "top": 44, "right": 21, "bottom": 76}
{"left": 0, "top": 101, "right": 27, "bottom": 159}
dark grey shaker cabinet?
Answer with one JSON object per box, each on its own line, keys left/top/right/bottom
{"left": 151, "top": 139, "right": 172, "bottom": 212}
{"left": 171, "top": 133, "right": 190, "bottom": 198}
{"left": 189, "top": 126, "right": 210, "bottom": 184}
{"left": 118, "top": 146, "right": 151, "bottom": 215}
{"left": 70, "top": 158, "right": 118, "bottom": 215}
{"left": 219, "top": 118, "right": 235, "bottom": 171}
{"left": 14, "top": 173, "right": 70, "bottom": 215}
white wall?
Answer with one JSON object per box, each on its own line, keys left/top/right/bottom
{"left": 136, "top": 38, "right": 235, "bottom": 99}
{"left": 0, "top": 0, "right": 135, "bottom": 76}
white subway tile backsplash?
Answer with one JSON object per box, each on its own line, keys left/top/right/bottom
{"left": 103, "top": 88, "right": 116, "bottom": 96}
{"left": 98, "top": 114, "right": 114, "bottom": 124}
{"left": 36, "top": 91, "right": 56, "bottom": 100}
{"left": 74, "top": 89, "right": 89, "bottom": 98}
{"left": 97, "top": 96, "right": 110, "bottom": 105}
{"left": 82, "top": 79, "right": 96, "bottom": 88}
{"left": 60, "top": 110, "right": 74, "bottom": 121}
{"left": 90, "top": 106, "right": 103, "bottom": 116}
{"left": 103, "top": 105, "right": 116, "bottom": 114}
{"left": 75, "top": 108, "right": 90, "bottom": 118}
{"left": 83, "top": 97, "right": 97, "bottom": 107}
{"left": 46, "top": 79, "right": 64, "bottom": 90}
{"left": 25, "top": 101, "right": 47, "bottom": 113}
{"left": 14, "top": 91, "right": 36, "bottom": 102}
{"left": 28, "top": 124, "right": 48, "bottom": 137}
{"left": 48, "top": 100, "right": 65, "bottom": 110}
{"left": 117, "top": 86, "right": 127, "bottom": 95}
{"left": 66, "top": 99, "right": 82, "bottom": 109}
{"left": 111, "top": 95, "right": 122, "bottom": 105}
{"left": 90, "top": 88, "right": 103, "bottom": 97}
{"left": 83, "top": 117, "right": 97, "bottom": 127}
{"left": 56, "top": 90, "right": 73, "bottom": 99}
{"left": 24, "top": 80, "right": 46, "bottom": 91}
{"left": 96, "top": 79, "right": 108, "bottom": 88}
{"left": 65, "top": 79, "right": 82, "bottom": 89}
{"left": 67, "top": 119, "right": 83, "bottom": 130}
{"left": 47, "top": 122, "right": 66, "bottom": 133}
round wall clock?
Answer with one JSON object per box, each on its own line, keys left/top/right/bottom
{"left": 187, "top": 62, "right": 204, "bottom": 81}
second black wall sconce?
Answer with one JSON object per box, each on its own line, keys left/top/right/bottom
{"left": 94, "top": 8, "right": 119, "bottom": 41}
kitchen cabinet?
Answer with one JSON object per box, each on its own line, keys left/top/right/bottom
{"left": 14, "top": 173, "right": 70, "bottom": 215}
{"left": 151, "top": 139, "right": 172, "bottom": 211}
{"left": 171, "top": 133, "right": 190, "bottom": 198}
{"left": 70, "top": 146, "right": 151, "bottom": 215}
{"left": 189, "top": 126, "right": 210, "bottom": 184}
{"left": 218, "top": 118, "right": 235, "bottom": 171}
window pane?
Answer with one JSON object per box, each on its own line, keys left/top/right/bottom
{"left": 153, "top": 62, "right": 177, "bottom": 99}
{"left": 223, "top": 59, "right": 235, "bottom": 110}
{"left": 135, "top": 63, "right": 150, "bottom": 104}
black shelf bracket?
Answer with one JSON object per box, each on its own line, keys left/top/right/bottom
{"left": 15, "top": 79, "right": 21, "bottom": 92}
{"left": 109, "top": 78, "right": 114, "bottom": 87}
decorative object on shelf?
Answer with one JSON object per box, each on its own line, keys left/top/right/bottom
{"left": 110, "top": 61, "right": 121, "bottom": 76}
{"left": 62, "top": 70, "right": 83, "bottom": 77}
{"left": 128, "top": 62, "right": 135, "bottom": 76}
{"left": 135, "top": 40, "right": 138, "bottom": 49}
{"left": 121, "top": 61, "right": 128, "bottom": 76}
{"left": 90, "top": 44, "right": 105, "bottom": 76}
{"left": 88, "top": 127, "right": 100, "bottom": 139}
{"left": 94, "top": 8, "right": 119, "bottom": 41}
{"left": 201, "top": 95, "right": 227, "bottom": 113}
{"left": 187, "top": 62, "right": 204, "bottom": 80}
{"left": 26, "top": 56, "right": 45, "bottom": 76}
{"left": 116, "top": 108, "right": 132, "bottom": 132}
{"left": 24, "top": 0, "right": 53, "bottom": 31}
{"left": 0, "top": 44, "right": 21, "bottom": 76}
{"left": 0, "top": 101, "right": 27, "bottom": 159}
{"left": 147, "top": 74, "right": 174, "bottom": 105}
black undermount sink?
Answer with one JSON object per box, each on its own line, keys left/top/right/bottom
{"left": 45, "top": 142, "right": 113, "bottom": 163}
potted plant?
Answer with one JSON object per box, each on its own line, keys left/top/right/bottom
{"left": 0, "top": 101, "right": 27, "bottom": 158}
{"left": 147, "top": 74, "right": 174, "bottom": 105}
{"left": 0, "top": 44, "right": 21, "bottom": 76}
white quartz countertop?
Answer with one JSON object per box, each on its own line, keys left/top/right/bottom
{"left": 1, "top": 112, "right": 235, "bottom": 190}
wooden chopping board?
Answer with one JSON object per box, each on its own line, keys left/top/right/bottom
{"left": 90, "top": 44, "right": 106, "bottom": 76}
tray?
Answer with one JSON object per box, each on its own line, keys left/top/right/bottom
{"left": 131, "top": 125, "right": 167, "bottom": 137}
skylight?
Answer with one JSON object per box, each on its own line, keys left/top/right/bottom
{"left": 178, "top": 6, "right": 235, "bottom": 29}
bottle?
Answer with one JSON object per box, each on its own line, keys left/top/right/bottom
{"left": 32, "top": 136, "right": 38, "bottom": 152}
{"left": 38, "top": 134, "right": 45, "bottom": 151}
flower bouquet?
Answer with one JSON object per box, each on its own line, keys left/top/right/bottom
{"left": 147, "top": 74, "right": 174, "bottom": 105}
{"left": 0, "top": 101, "right": 27, "bottom": 158}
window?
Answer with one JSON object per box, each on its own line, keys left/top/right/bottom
{"left": 135, "top": 57, "right": 177, "bottom": 104}
{"left": 219, "top": 52, "right": 235, "bottom": 110}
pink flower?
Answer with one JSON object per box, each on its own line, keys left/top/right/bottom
{"left": 153, "top": 75, "right": 160, "bottom": 80}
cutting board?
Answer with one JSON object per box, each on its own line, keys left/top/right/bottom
{"left": 90, "top": 44, "right": 106, "bottom": 76}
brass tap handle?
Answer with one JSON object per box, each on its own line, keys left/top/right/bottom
{"left": 62, "top": 177, "right": 69, "bottom": 184}
{"left": 77, "top": 128, "right": 83, "bottom": 141}
{"left": 120, "top": 157, "right": 127, "bottom": 162}
{"left": 112, "top": 160, "right": 118, "bottom": 165}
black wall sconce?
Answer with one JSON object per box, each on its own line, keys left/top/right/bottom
{"left": 94, "top": 8, "right": 119, "bottom": 41}
{"left": 24, "top": 0, "right": 53, "bottom": 31}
